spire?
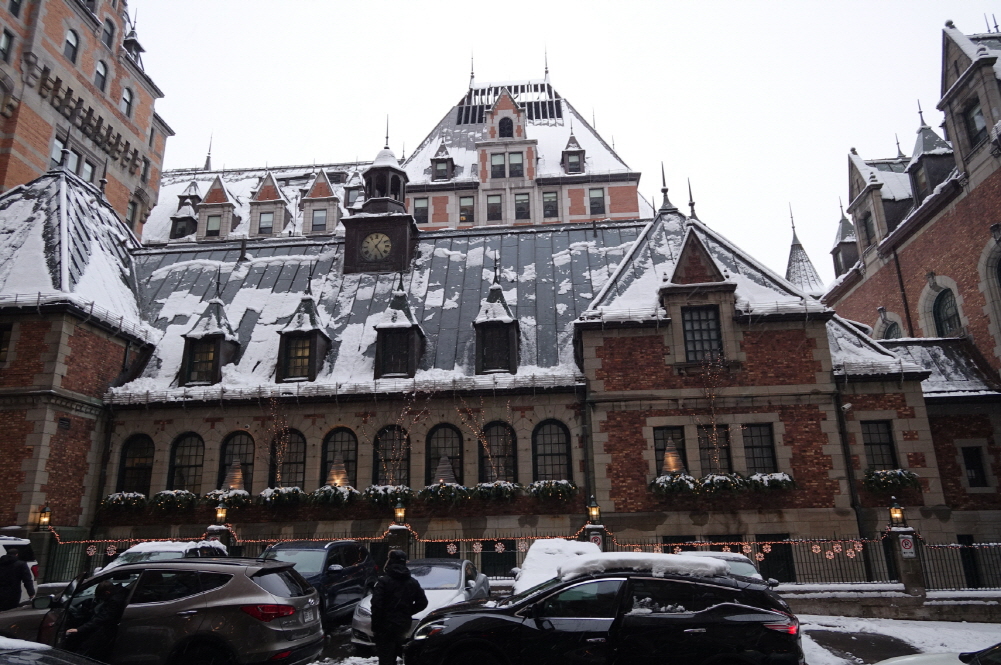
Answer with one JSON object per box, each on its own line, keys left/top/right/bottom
{"left": 789, "top": 203, "right": 799, "bottom": 242}
{"left": 687, "top": 178, "right": 698, "bottom": 220}
{"left": 659, "top": 162, "right": 677, "bottom": 213}
{"left": 203, "top": 135, "right": 212, "bottom": 171}
{"left": 384, "top": 116, "right": 389, "bottom": 150}
{"left": 895, "top": 134, "right": 905, "bottom": 159}
{"left": 917, "top": 100, "right": 927, "bottom": 128}
{"left": 544, "top": 47, "right": 549, "bottom": 78}
{"left": 785, "top": 212, "right": 824, "bottom": 296}
{"left": 469, "top": 53, "right": 475, "bottom": 86}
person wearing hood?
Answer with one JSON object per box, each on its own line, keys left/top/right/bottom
{"left": 371, "top": 549, "right": 428, "bottom": 665}
{"left": 0, "top": 547, "right": 34, "bottom": 611}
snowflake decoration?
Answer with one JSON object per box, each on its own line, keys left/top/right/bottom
{"left": 722, "top": 546, "right": 731, "bottom": 553}
{"left": 846, "top": 549, "right": 857, "bottom": 559}
{"left": 106, "top": 545, "right": 117, "bottom": 557}
{"left": 446, "top": 543, "right": 457, "bottom": 555}
{"left": 86, "top": 545, "right": 97, "bottom": 557}
{"left": 653, "top": 545, "right": 663, "bottom": 554}
{"left": 633, "top": 547, "right": 642, "bottom": 553}
{"left": 472, "top": 542, "right": 482, "bottom": 554}
{"left": 811, "top": 544, "right": 822, "bottom": 554}
{"left": 762, "top": 544, "right": 772, "bottom": 553}
{"left": 742, "top": 544, "right": 752, "bottom": 554}
{"left": 825, "top": 551, "right": 835, "bottom": 560}
{"left": 517, "top": 540, "right": 529, "bottom": 552}
{"left": 494, "top": 542, "right": 506, "bottom": 554}
{"left": 755, "top": 552, "right": 765, "bottom": 561}
{"left": 853, "top": 541, "right": 864, "bottom": 552}
{"left": 673, "top": 547, "right": 682, "bottom": 554}
{"left": 833, "top": 543, "right": 843, "bottom": 553}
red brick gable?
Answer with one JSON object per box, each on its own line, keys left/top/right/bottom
{"left": 253, "top": 176, "right": 282, "bottom": 202}
{"left": 671, "top": 233, "right": 723, "bottom": 284}
{"left": 305, "top": 173, "right": 333, "bottom": 199}
{"left": 202, "top": 180, "right": 230, "bottom": 204}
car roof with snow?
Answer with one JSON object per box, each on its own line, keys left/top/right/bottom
{"left": 558, "top": 552, "right": 731, "bottom": 582}
{"left": 680, "top": 551, "right": 754, "bottom": 562}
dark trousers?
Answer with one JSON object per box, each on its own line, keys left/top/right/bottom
{"left": 374, "top": 627, "right": 408, "bottom": 665}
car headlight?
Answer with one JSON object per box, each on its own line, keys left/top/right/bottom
{"left": 356, "top": 605, "right": 371, "bottom": 618}
{"left": 412, "top": 621, "right": 445, "bottom": 640}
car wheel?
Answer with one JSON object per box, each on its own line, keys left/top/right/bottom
{"left": 174, "top": 643, "right": 232, "bottom": 665}
{"left": 447, "top": 648, "right": 502, "bottom": 665}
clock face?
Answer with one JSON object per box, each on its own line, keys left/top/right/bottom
{"left": 360, "top": 232, "right": 393, "bottom": 261}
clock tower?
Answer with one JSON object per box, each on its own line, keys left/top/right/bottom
{"left": 342, "top": 144, "right": 418, "bottom": 274}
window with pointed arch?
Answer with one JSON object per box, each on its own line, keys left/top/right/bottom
{"left": 63, "top": 30, "right": 78, "bottom": 63}
{"left": 269, "top": 430, "right": 306, "bottom": 488}
{"left": 479, "top": 422, "right": 516, "bottom": 483}
{"left": 933, "top": 288, "right": 962, "bottom": 337}
{"left": 425, "top": 424, "right": 463, "bottom": 486}
{"left": 218, "top": 431, "right": 254, "bottom": 492}
{"left": 117, "top": 434, "right": 154, "bottom": 495}
{"left": 499, "top": 117, "right": 514, "bottom": 138}
{"left": 532, "top": 420, "right": 572, "bottom": 481}
{"left": 321, "top": 428, "right": 357, "bottom": 487}
{"left": 168, "top": 433, "right": 204, "bottom": 492}
{"left": 374, "top": 425, "right": 410, "bottom": 486}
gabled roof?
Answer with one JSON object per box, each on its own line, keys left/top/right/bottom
{"left": 252, "top": 171, "right": 289, "bottom": 203}
{"left": 849, "top": 153, "right": 912, "bottom": 202}
{"left": 942, "top": 25, "right": 1001, "bottom": 94}
{"left": 0, "top": 170, "right": 143, "bottom": 330}
{"left": 433, "top": 143, "right": 450, "bottom": 160}
{"left": 668, "top": 230, "right": 724, "bottom": 284}
{"left": 826, "top": 316, "right": 926, "bottom": 379}
{"left": 785, "top": 230, "right": 825, "bottom": 296}
{"left": 201, "top": 175, "right": 237, "bottom": 206}
{"left": 564, "top": 134, "right": 582, "bottom": 151}
{"left": 281, "top": 295, "right": 329, "bottom": 338}
{"left": 375, "top": 276, "right": 422, "bottom": 331}
{"left": 185, "top": 298, "right": 237, "bottom": 341}
{"left": 475, "top": 272, "right": 516, "bottom": 324}
{"left": 880, "top": 337, "right": 1001, "bottom": 399}
{"left": 303, "top": 170, "right": 336, "bottom": 200}
{"left": 907, "top": 122, "right": 952, "bottom": 171}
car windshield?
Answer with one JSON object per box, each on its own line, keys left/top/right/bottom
{"left": 263, "top": 549, "right": 327, "bottom": 576}
{"left": 497, "top": 576, "right": 563, "bottom": 607}
{"left": 410, "top": 565, "right": 461, "bottom": 590}
{"left": 725, "top": 561, "right": 761, "bottom": 578}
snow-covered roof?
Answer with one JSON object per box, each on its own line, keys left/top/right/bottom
{"left": 906, "top": 123, "right": 952, "bottom": 171}
{"left": 143, "top": 161, "right": 369, "bottom": 244}
{"left": 849, "top": 153, "right": 913, "bottom": 202}
{"left": 785, "top": 230, "right": 825, "bottom": 296}
{"left": 826, "top": 316, "right": 927, "bottom": 379}
{"left": 108, "top": 221, "right": 646, "bottom": 403}
{"left": 832, "top": 209, "right": 856, "bottom": 248}
{"left": 943, "top": 26, "right": 1001, "bottom": 87}
{"left": 559, "top": 552, "right": 728, "bottom": 581}
{"left": 0, "top": 169, "right": 146, "bottom": 334}
{"left": 880, "top": 338, "right": 1001, "bottom": 399}
{"left": 513, "top": 538, "right": 601, "bottom": 593}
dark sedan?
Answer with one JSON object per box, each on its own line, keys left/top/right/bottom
{"left": 406, "top": 556, "right": 802, "bottom": 665}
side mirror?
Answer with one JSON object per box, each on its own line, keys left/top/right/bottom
{"left": 327, "top": 564, "right": 344, "bottom": 573}
{"left": 766, "top": 578, "right": 779, "bottom": 588}
{"left": 958, "top": 653, "right": 976, "bottom": 664}
{"left": 32, "top": 595, "right": 53, "bottom": 610}
{"left": 531, "top": 603, "right": 553, "bottom": 630}
{"left": 466, "top": 580, "right": 476, "bottom": 589}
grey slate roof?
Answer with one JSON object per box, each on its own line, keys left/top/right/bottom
{"left": 785, "top": 230, "right": 825, "bottom": 296}
{"left": 880, "top": 338, "right": 1001, "bottom": 398}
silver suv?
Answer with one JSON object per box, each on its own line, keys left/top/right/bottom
{"left": 33, "top": 558, "right": 323, "bottom": 665}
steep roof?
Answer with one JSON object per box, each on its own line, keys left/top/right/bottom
{"left": 785, "top": 230, "right": 825, "bottom": 296}
{"left": 0, "top": 170, "right": 146, "bottom": 335}
{"left": 880, "top": 338, "right": 1001, "bottom": 399}
{"left": 108, "top": 221, "right": 645, "bottom": 401}
{"left": 826, "top": 316, "right": 926, "bottom": 379}
{"left": 942, "top": 25, "right": 1001, "bottom": 91}
{"left": 832, "top": 207, "right": 856, "bottom": 248}
{"left": 907, "top": 122, "right": 952, "bottom": 171}
{"left": 849, "top": 153, "right": 912, "bottom": 202}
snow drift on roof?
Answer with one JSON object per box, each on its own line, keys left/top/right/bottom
{"left": 785, "top": 231, "right": 825, "bottom": 296}
{"left": 880, "top": 338, "right": 1001, "bottom": 398}
{"left": 849, "top": 153, "right": 912, "bottom": 202}
{"left": 827, "top": 316, "right": 926, "bottom": 378}
{"left": 559, "top": 552, "right": 728, "bottom": 581}
{"left": 514, "top": 538, "right": 601, "bottom": 593}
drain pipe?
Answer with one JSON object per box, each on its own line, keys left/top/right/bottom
{"left": 833, "top": 389, "right": 866, "bottom": 538}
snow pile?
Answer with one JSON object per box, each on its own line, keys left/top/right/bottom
{"left": 0, "top": 636, "right": 50, "bottom": 650}
{"left": 560, "top": 552, "right": 727, "bottom": 581}
{"left": 513, "top": 539, "right": 600, "bottom": 593}
{"left": 122, "top": 540, "right": 227, "bottom": 554}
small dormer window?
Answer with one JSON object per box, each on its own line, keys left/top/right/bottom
{"left": 284, "top": 336, "right": 310, "bottom": 378}
{"left": 565, "top": 152, "right": 582, "bottom": 173}
{"left": 205, "top": 214, "right": 221, "bottom": 237}
{"left": 499, "top": 117, "right": 514, "bottom": 138}
{"left": 378, "top": 329, "right": 412, "bottom": 377}
{"left": 311, "top": 209, "right": 327, "bottom": 232}
{"left": 346, "top": 189, "right": 360, "bottom": 206}
{"left": 963, "top": 99, "right": 987, "bottom": 147}
{"left": 478, "top": 324, "right": 516, "bottom": 373}
{"left": 913, "top": 166, "right": 928, "bottom": 201}
{"left": 185, "top": 337, "right": 219, "bottom": 384}
{"left": 170, "top": 218, "right": 196, "bottom": 239}
{"left": 259, "top": 212, "right": 273, "bottom": 235}
{"left": 681, "top": 306, "right": 721, "bottom": 363}
{"left": 433, "top": 160, "right": 450, "bottom": 180}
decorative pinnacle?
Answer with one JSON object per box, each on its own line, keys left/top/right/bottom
{"left": 687, "top": 178, "right": 698, "bottom": 219}
{"left": 470, "top": 53, "right": 475, "bottom": 84}
{"left": 544, "top": 47, "right": 549, "bottom": 76}
{"left": 659, "top": 162, "right": 677, "bottom": 213}
{"left": 397, "top": 272, "right": 405, "bottom": 292}
{"left": 895, "top": 134, "right": 905, "bottom": 159}
{"left": 917, "top": 100, "right": 927, "bottom": 127}
{"left": 493, "top": 256, "right": 500, "bottom": 284}
{"left": 384, "top": 116, "right": 390, "bottom": 150}
{"left": 789, "top": 203, "right": 795, "bottom": 232}
{"left": 839, "top": 197, "right": 845, "bottom": 218}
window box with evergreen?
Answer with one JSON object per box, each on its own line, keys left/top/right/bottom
{"left": 862, "top": 468, "right": 920, "bottom": 492}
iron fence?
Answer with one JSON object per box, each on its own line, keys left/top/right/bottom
{"left": 920, "top": 541, "right": 1001, "bottom": 590}
{"left": 43, "top": 541, "right": 133, "bottom": 583}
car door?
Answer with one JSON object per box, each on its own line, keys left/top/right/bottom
{"left": 337, "top": 544, "right": 368, "bottom": 608}
{"left": 114, "top": 569, "right": 207, "bottom": 665}
{"left": 56, "top": 569, "right": 142, "bottom": 648}
{"left": 321, "top": 546, "right": 350, "bottom": 614}
{"left": 518, "top": 578, "right": 624, "bottom": 665}
{"left": 612, "top": 578, "right": 710, "bottom": 665}
{"left": 463, "top": 561, "right": 489, "bottom": 599}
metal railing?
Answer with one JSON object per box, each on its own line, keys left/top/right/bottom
{"left": 920, "top": 542, "right": 1001, "bottom": 590}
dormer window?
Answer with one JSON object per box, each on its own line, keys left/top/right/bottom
{"left": 186, "top": 337, "right": 218, "bottom": 384}
{"left": 433, "top": 160, "right": 450, "bottom": 180}
{"left": 284, "top": 336, "right": 310, "bottom": 378}
{"left": 565, "top": 152, "right": 582, "bottom": 173}
{"left": 205, "top": 214, "right": 221, "bottom": 237}
{"left": 376, "top": 328, "right": 422, "bottom": 378}
{"left": 277, "top": 332, "right": 325, "bottom": 382}
{"left": 346, "top": 189, "right": 360, "bottom": 206}
{"left": 913, "top": 166, "right": 928, "bottom": 201}
{"left": 170, "top": 218, "right": 196, "bottom": 239}
{"left": 259, "top": 212, "right": 273, "bottom": 235}
{"left": 499, "top": 117, "right": 514, "bottom": 138}
{"left": 311, "top": 209, "right": 327, "bottom": 232}
{"left": 963, "top": 99, "right": 987, "bottom": 147}
{"left": 681, "top": 306, "right": 722, "bottom": 363}
{"left": 477, "top": 323, "right": 517, "bottom": 373}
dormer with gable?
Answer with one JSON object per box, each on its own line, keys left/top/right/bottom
{"left": 249, "top": 171, "right": 291, "bottom": 237}
{"left": 300, "top": 170, "right": 339, "bottom": 235}
{"left": 477, "top": 88, "right": 537, "bottom": 185}
{"left": 179, "top": 299, "right": 240, "bottom": 386}
{"left": 196, "top": 176, "right": 240, "bottom": 241}
{"left": 431, "top": 143, "right": 455, "bottom": 181}
{"left": 845, "top": 150, "right": 912, "bottom": 254}
{"left": 905, "top": 118, "right": 955, "bottom": 205}
{"left": 374, "top": 276, "right": 425, "bottom": 379}
{"left": 474, "top": 271, "right": 519, "bottom": 374}
{"left": 276, "top": 294, "right": 330, "bottom": 382}
{"left": 562, "top": 133, "right": 585, "bottom": 174}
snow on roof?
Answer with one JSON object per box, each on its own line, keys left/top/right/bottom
{"left": 880, "top": 338, "right": 1001, "bottom": 398}
{"left": 559, "top": 552, "right": 728, "bottom": 581}
{"left": 832, "top": 210, "right": 856, "bottom": 249}
{"left": 944, "top": 26, "right": 1001, "bottom": 86}
{"left": 143, "top": 161, "right": 369, "bottom": 244}
{"left": 785, "top": 230, "right": 825, "bottom": 296}
{"left": 906, "top": 123, "right": 952, "bottom": 171}
{"left": 0, "top": 170, "right": 144, "bottom": 331}
{"left": 108, "top": 221, "right": 645, "bottom": 402}
{"left": 366, "top": 147, "right": 403, "bottom": 172}
{"left": 849, "top": 153, "right": 912, "bottom": 202}
{"left": 513, "top": 538, "right": 601, "bottom": 593}
{"left": 121, "top": 539, "right": 226, "bottom": 554}
{"left": 827, "top": 316, "right": 926, "bottom": 378}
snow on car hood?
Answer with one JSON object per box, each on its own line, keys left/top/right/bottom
{"left": 560, "top": 552, "right": 727, "bottom": 581}
{"left": 872, "top": 655, "right": 964, "bottom": 665}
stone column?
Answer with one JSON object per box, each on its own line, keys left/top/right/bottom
{"left": 890, "top": 527, "right": 925, "bottom": 597}
{"left": 583, "top": 524, "right": 606, "bottom": 552}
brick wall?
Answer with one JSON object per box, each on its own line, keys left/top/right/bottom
{"left": 0, "top": 320, "right": 52, "bottom": 388}
{"left": 0, "top": 410, "right": 35, "bottom": 524}
{"left": 929, "top": 414, "right": 1000, "bottom": 510}
{"left": 609, "top": 186, "right": 639, "bottom": 214}
{"left": 62, "top": 323, "right": 127, "bottom": 397}
{"left": 40, "top": 412, "right": 97, "bottom": 524}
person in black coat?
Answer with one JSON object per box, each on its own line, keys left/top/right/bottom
{"left": 63, "top": 580, "right": 128, "bottom": 662}
{"left": 0, "top": 548, "right": 34, "bottom": 611}
{"left": 371, "top": 550, "right": 428, "bottom": 665}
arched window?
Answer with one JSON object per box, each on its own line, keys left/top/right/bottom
{"left": 63, "top": 30, "right": 78, "bottom": 63}
{"left": 321, "top": 428, "right": 357, "bottom": 487}
{"left": 390, "top": 175, "right": 401, "bottom": 200}
{"left": 934, "top": 288, "right": 962, "bottom": 337}
{"left": 882, "top": 322, "right": 901, "bottom": 340}
{"left": 532, "top": 420, "right": 572, "bottom": 481}
{"left": 168, "top": 433, "right": 204, "bottom": 492}
{"left": 499, "top": 117, "right": 514, "bottom": 138}
{"left": 374, "top": 425, "right": 409, "bottom": 486}
{"left": 425, "top": 424, "right": 463, "bottom": 485}
{"left": 120, "top": 88, "right": 133, "bottom": 117}
{"left": 94, "top": 61, "right": 107, "bottom": 92}
{"left": 269, "top": 430, "right": 306, "bottom": 488}
{"left": 101, "top": 19, "right": 115, "bottom": 48}
{"left": 117, "top": 434, "right": 154, "bottom": 494}
{"left": 479, "top": 422, "right": 516, "bottom": 483}
{"left": 218, "top": 431, "right": 254, "bottom": 491}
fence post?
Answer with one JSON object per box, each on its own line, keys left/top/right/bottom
{"left": 386, "top": 525, "right": 410, "bottom": 555}
{"left": 890, "top": 527, "right": 926, "bottom": 597}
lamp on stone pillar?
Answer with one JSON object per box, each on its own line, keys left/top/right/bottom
{"left": 582, "top": 496, "right": 605, "bottom": 551}
{"left": 215, "top": 503, "right": 228, "bottom": 525}
{"left": 38, "top": 506, "right": 51, "bottom": 530}
{"left": 888, "top": 496, "right": 907, "bottom": 528}
{"left": 394, "top": 499, "right": 406, "bottom": 525}
{"left": 886, "top": 496, "right": 923, "bottom": 597}
{"left": 587, "top": 496, "right": 601, "bottom": 524}
{"left": 386, "top": 498, "right": 410, "bottom": 555}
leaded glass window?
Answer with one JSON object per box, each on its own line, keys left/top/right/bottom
{"left": 374, "top": 426, "right": 409, "bottom": 486}
{"left": 218, "top": 432, "right": 254, "bottom": 491}
{"left": 654, "top": 426, "right": 686, "bottom": 475}
{"left": 426, "top": 424, "right": 463, "bottom": 485}
{"left": 271, "top": 430, "right": 306, "bottom": 488}
{"left": 169, "top": 433, "right": 204, "bottom": 492}
{"left": 933, "top": 288, "right": 961, "bottom": 337}
{"left": 480, "top": 422, "right": 516, "bottom": 483}
{"left": 533, "top": 420, "right": 571, "bottom": 481}
{"left": 681, "top": 306, "right": 722, "bottom": 363}
{"left": 322, "top": 428, "right": 357, "bottom": 487}
{"left": 118, "top": 435, "right": 154, "bottom": 494}
{"left": 743, "top": 424, "right": 777, "bottom": 474}
{"left": 698, "top": 425, "right": 731, "bottom": 474}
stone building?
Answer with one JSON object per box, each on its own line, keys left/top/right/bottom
{"left": 0, "top": 0, "right": 171, "bottom": 230}
{"left": 823, "top": 21, "right": 1001, "bottom": 540}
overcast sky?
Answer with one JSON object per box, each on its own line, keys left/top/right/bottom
{"left": 133, "top": 0, "right": 997, "bottom": 284}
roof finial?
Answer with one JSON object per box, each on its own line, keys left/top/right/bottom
{"left": 215, "top": 266, "right": 222, "bottom": 299}
{"left": 917, "top": 99, "right": 926, "bottom": 127}
{"left": 305, "top": 262, "right": 316, "bottom": 296}
{"left": 839, "top": 197, "right": 845, "bottom": 218}
{"left": 470, "top": 52, "right": 475, "bottom": 86}
{"left": 789, "top": 203, "right": 796, "bottom": 232}
{"left": 659, "top": 162, "right": 677, "bottom": 213}
{"left": 895, "top": 134, "right": 905, "bottom": 159}
{"left": 401, "top": 141, "right": 406, "bottom": 161}
{"left": 994, "top": 14, "right": 999, "bottom": 32}
{"left": 493, "top": 255, "right": 500, "bottom": 284}
{"left": 203, "top": 134, "right": 212, "bottom": 171}
{"left": 544, "top": 47, "right": 549, "bottom": 76}
{"left": 384, "top": 116, "right": 389, "bottom": 150}
{"left": 986, "top": 13, "right": 992, "bottom": 32}
{"left": 397, "top": 272, "right": 405, "bottom": 292}
{"left": 687, "top": 178, "right": 698, "bottom": 219}
{"left": 592, "top": 109, "right": 596, "bottom": 128}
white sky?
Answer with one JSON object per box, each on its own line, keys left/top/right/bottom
{"left": 133, "top": 0, "right": 998, "bottom": 284}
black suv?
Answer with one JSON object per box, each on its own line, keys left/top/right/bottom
{"left": 406, "top": 560, "right": 803, "bottom": 665}
{"left": 261, "top": 540, "right": 377, "bottom": 624}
